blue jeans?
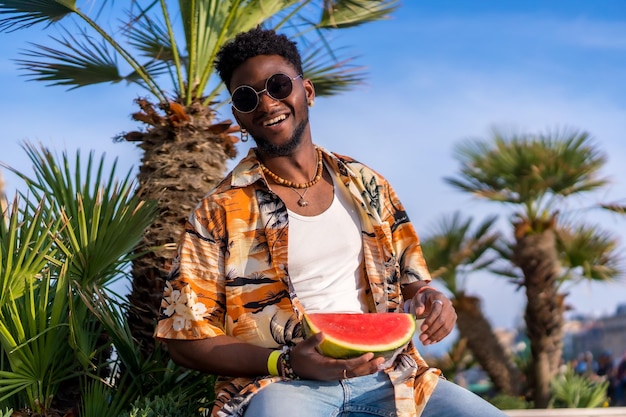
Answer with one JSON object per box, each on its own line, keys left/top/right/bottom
{"left": 243, "top": 372, "right": 508, "bottom": 417}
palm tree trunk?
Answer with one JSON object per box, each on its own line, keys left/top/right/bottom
{"left": 125, "top": 99, "right": 238, "bottom": 357}
{"left": 454, "top": 294, "right": 523, "bottom": 395}
{"left": 512, "top": 225, "right": 564, "bottom": 408}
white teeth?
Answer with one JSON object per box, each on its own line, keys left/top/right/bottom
{"left": 264, "top": 114, "right": 286, "bottom": 126}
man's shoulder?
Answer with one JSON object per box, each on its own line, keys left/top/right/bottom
{"left": 329, "top": 150, "right": 360, "bottom": 166}
{"left": 328, "top": 150, "right": 388, "bottom": 183}
{"left": 204, "top": 150, "right": 263, "bottom": 199}
{"left": 203, "top": 171, "right": 252, "bottom": 202}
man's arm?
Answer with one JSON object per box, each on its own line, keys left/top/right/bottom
{"left": 166, "top": 335, "right": 274, "bottom": 377}
{"left": 166, "top": 333, "right": 386, "bottom": 380}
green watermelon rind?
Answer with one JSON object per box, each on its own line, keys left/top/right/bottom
{"left": 302, "top": 313, "right": 416, "bottom": 360}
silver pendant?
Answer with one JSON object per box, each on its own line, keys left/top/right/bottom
{"left": 298, "top": 198, "right": 309, "bottom": 207}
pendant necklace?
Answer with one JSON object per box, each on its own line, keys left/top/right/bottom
{"left": 258, "top": 146, "right": 324, "bottom": 208}
{"left": 290, "top": 187, "right": 310, "bottom": 207}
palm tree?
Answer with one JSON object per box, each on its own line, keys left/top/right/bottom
{"left": 420, "top": 212, "right": 523, "bottom": 396}
{"left": 0, "top": 0, "right": 400, "bottom": 355}
{"left": 444, "top": 127, "right": 624, "bottom": 407}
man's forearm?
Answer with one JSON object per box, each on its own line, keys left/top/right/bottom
{"left": 166, "top": 335, "right": 274, "bottom": 377}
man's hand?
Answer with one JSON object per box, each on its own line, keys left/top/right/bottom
{"left": 290, "top": 332, "right": 385, "bottom": 380}
{"left": 404, "top": 283, "right": 457, "bottom": 345}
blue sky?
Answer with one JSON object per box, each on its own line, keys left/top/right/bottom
{"left": 1, "top": 1, "right": 625, "bottom": 338}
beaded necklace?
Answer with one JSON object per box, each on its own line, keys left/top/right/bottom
{"left": 259, "top": 146, "right": 324, "bottom": 189}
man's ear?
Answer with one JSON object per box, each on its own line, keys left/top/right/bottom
{"left": 304, "top": 78, "right": 316, "bottom": 105}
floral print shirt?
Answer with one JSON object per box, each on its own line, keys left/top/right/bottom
{"left": 155, "top": 146, "right": 441, "bottom": 417}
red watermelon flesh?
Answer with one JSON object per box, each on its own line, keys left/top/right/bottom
{"left": 303, "top": 313, "right": 416, "bottom": 359}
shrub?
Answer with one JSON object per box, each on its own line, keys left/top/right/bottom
{"left": 549, "top": 367, "right": 609, "bottom": 408}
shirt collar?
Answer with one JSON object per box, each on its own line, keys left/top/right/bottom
{"left": 230, "top": 148, "right": 265, "bottom": 188}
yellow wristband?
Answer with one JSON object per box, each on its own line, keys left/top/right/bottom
{"left": 267, "top": 350, "right": 281, "bottom": 376}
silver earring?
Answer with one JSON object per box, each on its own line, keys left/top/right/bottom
{"left": 241, "top": 128, "right": 249, "bottom": 142}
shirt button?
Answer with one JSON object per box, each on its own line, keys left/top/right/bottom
{"left": 278, "top": 264, "right": 285, "bottom": 270}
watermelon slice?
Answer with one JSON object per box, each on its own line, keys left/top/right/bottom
{"left": 302, "top": 312, "right": 416, "bottom": 360}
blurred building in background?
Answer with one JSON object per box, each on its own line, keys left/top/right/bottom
{"left": 564, "top": 304, "right": 626, "bottom": 360}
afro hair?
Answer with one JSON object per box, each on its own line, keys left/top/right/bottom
{"left": 214, "top": 27, "right": 303, "bottom": 90}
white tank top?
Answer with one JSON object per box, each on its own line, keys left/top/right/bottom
{"left": 287, "top": 170, "right": 368, "bottom": 313}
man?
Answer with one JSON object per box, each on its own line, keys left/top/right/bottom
{"left": 155, "top": 27, "right": 508, "bottom": 417}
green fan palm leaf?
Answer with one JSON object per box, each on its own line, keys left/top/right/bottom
{"left": 0, "top": 0, "right": 75, "bottom": 31}
{"left": 318, "top": 0, "right": 398, "bottom": 29}
{"left": 6, "top": 143, "right": 158, "bottom": 288}
{"left": 557, "top": 223, "right": 623, "bottom": 285}
{"left": 0, "top": 196, "right": 58, "bottom": 308}
{"left": 0, "top": 267, "right": 74, "bottom": 412}
{"left": 447, "top": 128, "right": 609, "bottom": 220}
{"left": 18, "top": 31, "right": 123, "bottom": 88}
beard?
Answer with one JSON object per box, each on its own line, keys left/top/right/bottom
{"left": 252, "top": 117, "right": 309, "bottom": 157}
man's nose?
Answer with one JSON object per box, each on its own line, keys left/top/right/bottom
{"left": 256, "top": 89, "right": 278, "bottom": 110}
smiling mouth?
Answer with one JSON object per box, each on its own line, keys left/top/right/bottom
{"left": 263, "top": 114, "right": 287, "bottom": 127}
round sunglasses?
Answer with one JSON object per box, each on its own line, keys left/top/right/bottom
{"left": 230, "top": 73, "right": 303, "bottom": 113}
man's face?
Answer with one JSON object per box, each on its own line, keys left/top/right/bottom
{"left": 229, "top": 55, "right": 314, "bottom": 156}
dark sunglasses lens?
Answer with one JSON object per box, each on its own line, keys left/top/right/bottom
{"left": 267, "top": 74, "right": 293, "bottom": 100}
{"left": 232, "top": 86, "right": 258, "bottom": 112}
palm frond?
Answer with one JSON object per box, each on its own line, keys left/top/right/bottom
{"left": 124, "top": 58, "right": 171, "bottom": 88}
{"left": 16, "top": 29, "right": 124, "bottom": 89}
{"left": 0, "top": 195, "right": 58, "bottom": 308}
{"left": 126, "top": 6, "right": 175, "bottom": 62}
{"left": 5, "top": 143, "right": 158, "bottom": 288}
{"left": 302, "top": 44, "right": 365, "bottom": 96}
{"left": 318, "top": 0, "right": 399, "bottom": 29}
{"left": 122, "top": 7, "right": 177, "bottom": 90}
{"left": 74, "top": 284, "right": 200, "bottom": 402}
{"left": 445, "top": 127, "right": 609, "bottom": 218}
{"left": 421, "top": 212, "right": 500, "bottom": 295}
{"left": 601, "top": 202, "right": 626, "bottom": 215}
{"left": 74, "top": 284, "right": 146, "bottom": 376}
{"left": 537, "top": 129, "right": 608, "bottom": 197}
{"left": 0, "top": 0, "right": 76, "bottom": 32}
{"left": 80, "top": 378, "right": 131, "bottom": 417}
{"left": 557, "top": 222, "right": 623, "bottom": 283}
{"left": 0, "top": 268, "right": 75, "bottom": 411}
{"left": 549, "top": 366, "right": 609, "bottom": 408}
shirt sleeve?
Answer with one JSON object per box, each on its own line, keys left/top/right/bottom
{"left": 154, "top": 200, "right": 228, "bottom": 341}
{"left": 380, "top": 178, "right": 432, "bottom": 288}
